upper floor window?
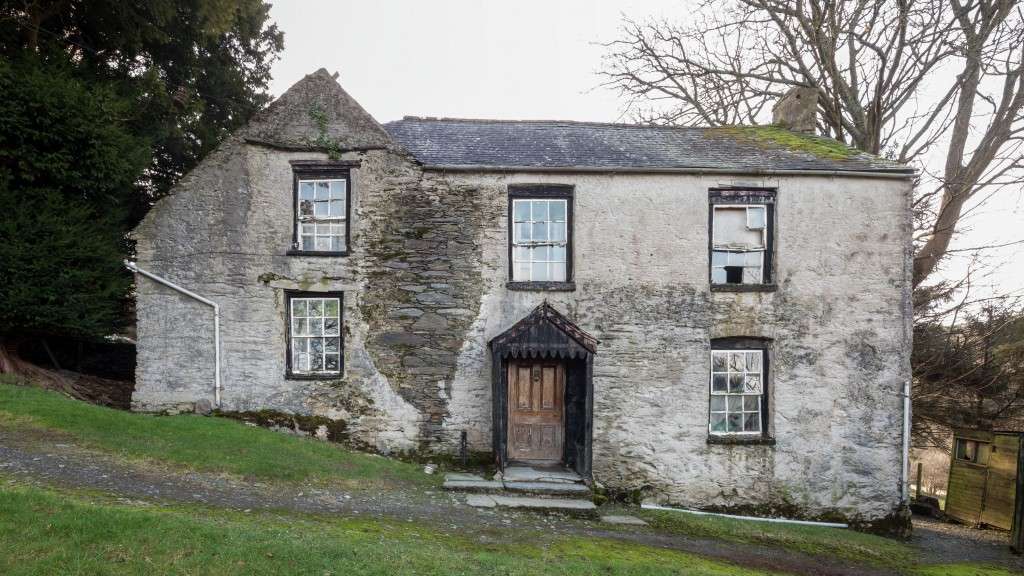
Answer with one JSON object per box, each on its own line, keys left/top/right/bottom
{"left": 508, "top": 185, "right": 574, "bottom": 288}
{"left": 298, "top": 179, "right": 347, "bottom": 251}
{"left": 709, "top": 189, "right": 774, "bottom": 287}
{"left": 290, "top": 161, "right": 353, "bottom": 256}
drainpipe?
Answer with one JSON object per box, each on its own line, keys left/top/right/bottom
{"left": 901, "top": 379, "right": 911, "bottom": 503}
{"left": 124, "top": 260, "right": 222, "bottom": 407}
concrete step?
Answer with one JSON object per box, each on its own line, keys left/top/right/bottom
{"left": 466, "top": 494, "right": 598, "bottom": 517}
{"left": 442, "top": 479, "right": 504, "bottom": 493}
{"left": 443, "top": 472, "right": 592, "bottom": 498}
{"left": 503, "top": 481, "right": 591, "bottom": 496}
{"left": 501, "top": 465, "right": 583, "bottom": 484}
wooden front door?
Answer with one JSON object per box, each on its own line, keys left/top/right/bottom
{"left": 508, "top": 360, "right": 565, "bottom": 463}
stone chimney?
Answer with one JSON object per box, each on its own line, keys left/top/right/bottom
{"left": 772, "top": 86, "right": 818, "bottom": 134}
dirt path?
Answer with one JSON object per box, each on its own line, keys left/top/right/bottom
{"left": 2, "top": 427, "right": 1015, "bottom": 575}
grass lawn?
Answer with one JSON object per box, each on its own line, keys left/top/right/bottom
{"left": 637, "top": 507, "right": 915, "bottom": 571}
{"left": 0, "top": 379, "right": 433, "bottom": 488}
{"left": 0, "top": 483, "right": 780, "bottom": 576}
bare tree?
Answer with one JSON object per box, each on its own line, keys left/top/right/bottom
{"left": 913, "top": 293, "right": 1024, "bottom": 447}
{"left": 601, "top": 0, "right": 1024, "bottom": 287}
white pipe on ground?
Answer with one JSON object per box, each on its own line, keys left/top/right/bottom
{"left": 124, "top": 260, "right": 221, "bottom": 407}
{"left": 640, "top": 503, "right": 849, "bottom": 529}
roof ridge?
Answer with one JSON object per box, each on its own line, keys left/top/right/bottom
{"left": 391, "top": 116, "right": 708, "bottom": 130}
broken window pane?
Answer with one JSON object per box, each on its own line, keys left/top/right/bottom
{"left": 710, "top": 347, "right": 765, "bottom": 436}
{"left": 711, "top": 204, "right": 768, "bottom": 285}
{"left": 713, "top": 207, "right": 764, "bottom": 248}
{"left": 289, "top": 297, "right": 342, "bottom": 375}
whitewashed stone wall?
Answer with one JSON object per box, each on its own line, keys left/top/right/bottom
{"left": 440, "top": 171, "right": 912, "bottom": 525}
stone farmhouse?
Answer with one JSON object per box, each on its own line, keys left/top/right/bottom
{"left": 131, "top": 69, "right": 915, "bottom": 528}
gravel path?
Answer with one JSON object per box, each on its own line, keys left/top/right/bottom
{"left": 911, "top": 515, "right": 1023, "bottom": 571}
{"left": 2, "top": 426, "right": 1018, "bottom": 575}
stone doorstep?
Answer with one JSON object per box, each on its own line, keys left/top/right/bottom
{"left": 443, "top": 472, "right": 592, "bottom": 498}
{"left": 502, "top": 481, "right": 591, "bottom": 496}
{"left": 466, "top": 494, "right": 598, "bottom": 517}
{"left": 442, "top": 479, "right": 505, "bottom": 493}
{"left": 501, "top": 466, "right": 583, "bottom": 484}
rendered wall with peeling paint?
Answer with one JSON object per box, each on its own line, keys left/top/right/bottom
{"left": 439, "top": 171, "right": 912, "bottom": 526}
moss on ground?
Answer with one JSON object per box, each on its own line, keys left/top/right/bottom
{"left": 708, "top": 125, "right": 859, "bottom": 161}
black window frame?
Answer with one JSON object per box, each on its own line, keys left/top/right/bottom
{"left": 707, "top": 337, "right": 775, "bottom": 445}
{"left": 708, "top": 188, "right": 776, "bottom": 292}
{"left": 284, "top": 290, "right": 345, "bottom": 380}
{"left": 506, "top": 184, "right": 576, "bottom": 292}
{"left": 288, "top": 160, "right": 358, "bottom": 257}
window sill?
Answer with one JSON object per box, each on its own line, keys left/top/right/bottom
{"left": 707, "top": 435, "right": 776, "bottom": 446}
{"left": 286, "top": 250, "right": 349, "bottom": 257}
{"left": 506, "top": 281, "right": 576, "bottom": 292}
{"left": 285, "top": 372, "right": 344, "bottom": 381}
{"left": 710, "top": 283, "right": 777, "bottom": 293}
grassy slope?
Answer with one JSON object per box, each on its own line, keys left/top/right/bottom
{"left": 0, "top": 484, "right": 777, "bottom": 576}
{"left": 0, "top": 379, "right": 431, "bottom": 487}
{"left": 639, "top": 508, "right": 914, "bottom": 570}
{"left": 0, "top": 381, "right": 1015, "bottom": 575}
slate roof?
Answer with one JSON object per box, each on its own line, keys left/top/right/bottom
{"left": 384, "top": 117, "right": 913, "bottom": 176}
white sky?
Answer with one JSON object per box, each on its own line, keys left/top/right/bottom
{"left": 268, "top": 1, "right": 1023, "bottom": 295}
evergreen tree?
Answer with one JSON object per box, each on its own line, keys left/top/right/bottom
{"left": 0, "top": 58, "right": 148, "bottom": 351}
{"left": 0, "top": 1, "right": 283, "bottom": 373}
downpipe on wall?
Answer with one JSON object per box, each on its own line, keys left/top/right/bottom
{"left": 901, "top": 379, "right": 911, "bottom": 504}
{"left": 124, "top": 260, "right": 222, "bottom": 407}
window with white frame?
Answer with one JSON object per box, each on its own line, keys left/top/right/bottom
{"left": 511, "top": 198, "right": 569, "bottom": 282}
{"left": 709, "top": 348, "right": 764, "bottom": 434}
{"left": 297, "top": 178, "right": 347, "bottom": 252}
{"left": 288, "top": 295, "right": 342, "bottom": 375}
{"left": 711, "top": 204, "right": 768, "bottom": 284}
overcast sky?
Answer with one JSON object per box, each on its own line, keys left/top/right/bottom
{"left": 268, "top": 1, "right": 1023, "bottom": 296}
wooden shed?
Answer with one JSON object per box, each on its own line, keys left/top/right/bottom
{"left": 945, "top": 429, "right": 1022, "bottom": 535}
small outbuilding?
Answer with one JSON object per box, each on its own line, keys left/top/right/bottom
{"left": 944, "top": 429, "right": 1023, "bottom": 543}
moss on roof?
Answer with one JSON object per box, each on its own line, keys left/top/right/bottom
{"left": 708, "top": 126, "right": 859, "bottom": 161}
